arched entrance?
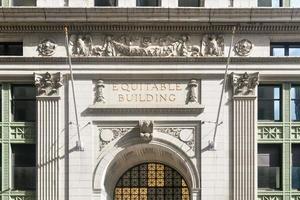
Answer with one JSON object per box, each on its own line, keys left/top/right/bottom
{"left": 114, "top": 162, "right": 190, "bottom": 200}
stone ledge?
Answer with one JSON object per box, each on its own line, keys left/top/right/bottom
{"left": 0, "top": 56, "right": 300, "bottom": 64}
{"left": 84, "top": 104, "right": 205, "bottom": 115}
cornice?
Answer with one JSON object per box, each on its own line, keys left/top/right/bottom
{"left": 0, "top": 56, "right": 299, "bottom": 64}
{"left": 0, "top": 8, "right": 300, "bottom": 33}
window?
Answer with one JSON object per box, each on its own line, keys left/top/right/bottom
{"left": 178, "top": 0, "right": 199, "bottom": 7}
{"left": 258, "top": 0, "right": 282, "bottom": 7}
{"left": 11, "top": 144, "right": 36, "bottom": 190}
{"left": 11, "top": 85, "right": 36, "bottom": 122}
{"left": 258, "top": 85, "right": 281, "bottom": 121}
{"left": 114, "top": 163, "right": 190, "bottom": 199}
{"left": 12, "top": 0, "right": 36, "bottom": 6}
{"left": 137, "top": 0, "right": 161, "bottom": 6}
{"left": 258, "top": 144, "right": 281, "bottom": 190}
{"left": 95, "top": 0, "right": 117, "bottom": 6}
{"left": 291, "top": 0, "right": 300, "bottom": 7}
{"left": 0, "top": 42, "right": 22, "bottom": 56}
{"left": 271, "top": 43, "right": 300, "bottom": 56}
{"left": 291, "top": 85, "right": 300, "bottom": 121}
{"left": 292, "top": 144, "right": 300, "bottom": 190}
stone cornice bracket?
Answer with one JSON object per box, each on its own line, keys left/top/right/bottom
{"left": 34, "top": 72, "right": 63, "bottom": 96}
{"left": 232, "top": 72, "right": 259, "bottom": 96}
{"left": 139, "top": 120, "right": 154, "bottom": 141}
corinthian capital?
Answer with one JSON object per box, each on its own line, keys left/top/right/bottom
{"left": 34, "top": 72, "right": 63, "bottom": 96}
{"left": 232, "top": 72, "right": 259, "bottom": 96}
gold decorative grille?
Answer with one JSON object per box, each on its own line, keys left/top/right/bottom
{"left": 114, "top": 163, "right": 190, "bottom": 200}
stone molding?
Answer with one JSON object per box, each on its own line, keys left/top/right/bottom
{"left": 1, "top": 8, "right": 300, "bottom": 25}
{"left": 232, "top": 72, "right": 259, "bottom": 96}
{"left": 34, "top": 72, "right": 63, "bottom": 96}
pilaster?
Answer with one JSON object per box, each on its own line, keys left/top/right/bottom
{"left": 35, "top": 72, "right": 62, "bottom": 200}
{"left": 232, "top": 72, "right": 259, "bottom": 200}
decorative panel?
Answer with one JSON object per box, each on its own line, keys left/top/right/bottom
{"left": 257, "top": 126, "right": 283, "bottom": 140}
{"left": 10, "top": 123, "right": 35, "bottom": 142}
{"left": 291, "top": 126, "right": 300, "bottom": 139}
{"left": 257, "top": 196, "right": 283, "bottom": 200}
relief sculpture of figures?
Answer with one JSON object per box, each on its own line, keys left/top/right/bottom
{"left": 201, "top": 34, "right": 224, "bottom": 56}
{"left": 67, "top": 34, "right": 226, "bottom": 57}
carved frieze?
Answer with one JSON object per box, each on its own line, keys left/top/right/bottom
{"left": 232, "top": 72, "right": 259, "bottom": 96}
{"left": 68, "top": 34, "right": 224, "bottom": 57}
{"left": 155, "top": 127, "right": 195, "bottom": 150}
{"left": 37, "top": 39, "right": 57, "bottom": 56}
{"left": 139, "top": 120, "right": 153, "bottom": 141}
{"left": 234, "top": 39, "right": 253, "bottom": 56}
{"left": 34, "top": 72, "right": 63, "bottom": 96}
{"left": 99, "top": 128, "right": 133, "bottom": 151}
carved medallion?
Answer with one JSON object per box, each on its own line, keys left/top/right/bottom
{"left": 234, "top": 39, "right": 253, "bottom": 56}
{"left": 34, "top": 72, "right": 63, "bottom": 96}
{"left": 232, "top": 72, "right": 259, "bottom": 96}
{"left": 37, "top": 39, "right": 57, "bottom": 56}
{"left": 99, "top": 128, "right": 132, "bottom": 151}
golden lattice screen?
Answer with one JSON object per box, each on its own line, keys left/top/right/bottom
{"left": 114, "top": 163, "right": 190, "bottom": 200}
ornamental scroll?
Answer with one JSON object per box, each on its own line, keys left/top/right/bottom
{"left": 67, "top": 34, "right": 224, "bottom": 57}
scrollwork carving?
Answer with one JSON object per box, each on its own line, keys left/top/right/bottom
{"left": 155, "top": 128, "right": 195, "bottom": 150}
{"left": 234, "top": 39, "right": 253, "bottom": 56}
{"left": 232, "top": 72, "right": 259, "bottom": 96}
{"left": 37, "top": 39, "right": 57, "bottom": 56}
{"left": 99, "top": 128, "right": 132, "bottom": 151}
{"left": 34, "top": 72, "right": 63, "bottom": 96}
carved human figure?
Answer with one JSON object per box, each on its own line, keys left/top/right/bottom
{"left": 69, "top": 34, "right": 93, "bottom": 56}
{"left": 102, "top": 36, "right": 116, "bottom": 56}
{"left": 95, "top": 80, "right": 105, "bottom": 104}
{"left": 188, "top": 80, "right": 198, "bottom": 104}
{"left": 201, "top": 34, "right": 224, "bottom": 56}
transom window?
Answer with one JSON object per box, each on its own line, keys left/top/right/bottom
{"left": 114, "top": 163, "right": 190, "bottom": 200}
{"left": 178, "top": 0, "right": 199, "bottom": 7}
{"left": 258, "top": 0, "right": 282, "bottom": 7}
{"left": 95, "top": 0, "right": 117, "bottom": 6}
{"left": 11, "top": 0, "right": 36, "bottom": 6}
{"left": 137, "top": 0, "right": 161, "bottom": 6}
{"left": 271, "top": 43, "right": 300, "bottom": 56}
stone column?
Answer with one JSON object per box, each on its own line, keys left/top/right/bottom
{"left": 35, "top": 72, "right": 63, "bottom": 200}
{"left": 232, "top": 72, "right": 259, "bottom": 200}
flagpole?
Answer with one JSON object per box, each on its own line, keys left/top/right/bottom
{"left": 209, "top": 26, "right": 236, "bottom": 150}
{"left": 64, "top": 26, "right": 84, "bottom": 151}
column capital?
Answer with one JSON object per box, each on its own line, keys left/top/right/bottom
{"left": 34, "top": 72, "right": 63, "bottom": 97}
{"left": 231, "top": 72, "right": 259, "bottom": 97}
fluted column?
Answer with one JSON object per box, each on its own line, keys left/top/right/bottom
{"left": 35, "top": 72, "right": 63, "bottom": 200}
{"left": 232, "top": 72, "right": 259, "bottom": 200}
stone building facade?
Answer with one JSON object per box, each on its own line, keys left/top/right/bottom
{"left": 0, "top": 0, "right": 300, "bottom": 200}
